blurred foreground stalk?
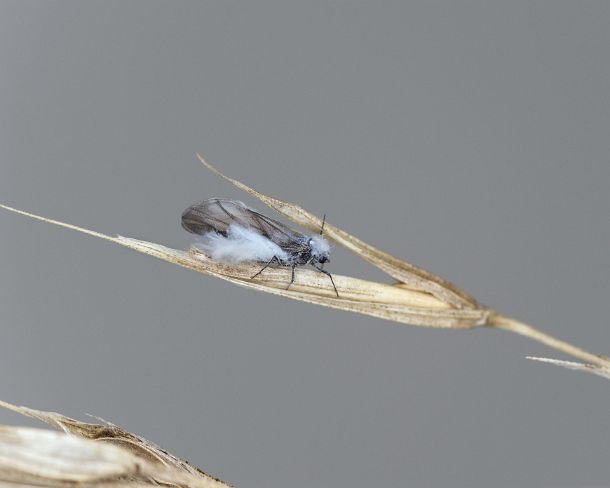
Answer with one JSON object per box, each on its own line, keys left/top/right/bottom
{"left": 0, "top": 400, "right": 231, "bottom": 488}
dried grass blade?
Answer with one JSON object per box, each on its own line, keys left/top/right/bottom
{"left": 527, "top": 357, "right": 610, "bottom": 380}
{"left": 197, "top": 154, "right": 478, "bottom": 309}
{"left": 0, "top": 204, "right": 489, "bottom": 328}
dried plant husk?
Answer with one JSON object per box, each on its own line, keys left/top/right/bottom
{"left": 196, "top": 155, "right": 478, "bottom": 310}
{"left": 0, "top": 400, "right": 230, "bottom": 488}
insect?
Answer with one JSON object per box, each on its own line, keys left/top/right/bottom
{"left": 181, "top": 198, "right": 338, "bottom": 297}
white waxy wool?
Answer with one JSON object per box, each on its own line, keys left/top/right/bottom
{"left": 309, "top": 235, "right": 330, "bottom": 258}
{"left": 196, "top": 224, "right": 290, "bottom": 263}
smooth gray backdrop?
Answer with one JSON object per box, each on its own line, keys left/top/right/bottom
{"left": 1, "top": 2, "right": 609, "bottom": 487}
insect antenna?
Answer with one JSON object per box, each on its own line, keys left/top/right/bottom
{"left": 319, "top": 214, "right": 326, "bottom": 235}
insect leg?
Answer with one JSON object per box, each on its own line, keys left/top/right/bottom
{"left": 285, "top": 264, "right": 297, "bottom": 291}
{"left": 312, "top": 264, "right": 339, "bottom": 298}
{"left": 251, "top": 255, "right": 280, "bottom": 279}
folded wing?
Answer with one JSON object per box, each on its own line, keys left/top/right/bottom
{"left": 181, "top": 198, "right": 303, "bottom": 248}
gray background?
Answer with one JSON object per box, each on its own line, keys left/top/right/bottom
{"left": 1, "top": 1, "right": 608, "bottom": 487}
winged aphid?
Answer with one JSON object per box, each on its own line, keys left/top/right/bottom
{"left": 181, "top": 198, "right": 338, "bottom": 297}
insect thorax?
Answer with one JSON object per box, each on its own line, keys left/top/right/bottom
{"left": 280, "top": 235, "right": 330, "bottom": 266}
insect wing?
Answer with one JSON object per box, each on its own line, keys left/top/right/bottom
{"left": 182, "top": 198, "right": 304, "bottom": 248}
{"left": 182, "top": 198, "right": 246, "bottom": 235}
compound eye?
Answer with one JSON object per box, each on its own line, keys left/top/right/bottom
{"left": 318, "top": 256, "right": 329, "bottom": 264}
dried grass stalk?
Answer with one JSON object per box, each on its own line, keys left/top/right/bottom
{"left": 0, "top": 400, "right": 230, "bottom": 488}
{"left": 1, "top": 156, "right": 609, "bottom": 373}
